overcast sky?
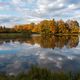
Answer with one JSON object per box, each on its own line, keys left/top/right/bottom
{"left": 0, "top": 0, "right": 80, "bottom": 27}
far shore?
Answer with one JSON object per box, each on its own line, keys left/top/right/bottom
{"left": 0, "top": 32, "right": 79, "bottom": 36}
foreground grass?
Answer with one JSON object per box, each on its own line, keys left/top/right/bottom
{"left": 0, "top": 67, "right": 80, "bottom": 80}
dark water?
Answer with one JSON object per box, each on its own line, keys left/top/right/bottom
{"left": 0, "top": 35, "right": 80, "bottom": 75}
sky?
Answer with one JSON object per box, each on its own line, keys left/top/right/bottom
{"left": 0, "top": 0, "right": 80, "bottom": 27}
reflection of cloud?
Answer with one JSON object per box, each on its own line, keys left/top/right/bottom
{"left": 39, "top": 53, "right": 46, "bottom": 59}
{"left": 0, "top": 41, "right": 20, "bottom": 50}
{"left": 67, "top": 56, "right": 74, "bottom": 60}
{"left": 0, "top": 46, "right": 11, "bottom": 50}
{"left": 0, "top": 41, "right": 41, "bottom": 51}
{"left": 0, "top": 39, "right": 80, "bottom": 74}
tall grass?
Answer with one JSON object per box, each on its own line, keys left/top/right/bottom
{"left": 0, "top": 66, "right": 80, "bottom": 80}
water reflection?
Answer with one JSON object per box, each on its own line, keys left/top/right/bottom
{"left": 0, "top": 35, "right": 79, "bottom": 49}
{"left": 31, "top": 35, "right": 79, "bottom": 48}
{"left": 0, "top": 35, "right": 79, "bottom": 75}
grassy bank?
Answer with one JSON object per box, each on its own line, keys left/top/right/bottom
{"left": 0, "top": 33, "right": 79, "bottom": 38}
{"left": 0, "top": 67, "right": 80, "bottom": 80}
{"left": 0, "top": 33, "right": 31, "bottom": 39}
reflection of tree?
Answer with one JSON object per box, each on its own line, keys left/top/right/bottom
{"left": 66, "top": 35, "right": 79, "bottom": 48}
{"left": 55, "top": 36, "right": 69, "bottom": 48}
{"left": 40, "top": 36, "right": 56, "bottom": 48}
{"left": 0, "top": 35, "right": 79, "bottom": 49}
{"left": 30, "top": 35, "right": 79, "bottom": 49}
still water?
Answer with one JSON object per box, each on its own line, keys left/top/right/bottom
{"left": 0, "top": 35, "right": 80, "bottom": 75}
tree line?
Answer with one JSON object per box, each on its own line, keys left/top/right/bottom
{"left": 0, "top": 19, "right": 79, "bottom": 35}
{"left": 14, "top": 19, "right": 79, "bottom": 35}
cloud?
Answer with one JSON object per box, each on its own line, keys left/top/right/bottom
{"left": 0, "top": 0, "right": 80, "bottom": 27}
{"left": 35, "top": 0, "right": 80, "bottom": 18}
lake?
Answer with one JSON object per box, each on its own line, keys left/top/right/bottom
{"left": 0, "top": 35, "right": 80, "bottom": 75}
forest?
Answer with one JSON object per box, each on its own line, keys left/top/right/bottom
{"left": 0, "top": 19, "right": 79, "bottom": 36}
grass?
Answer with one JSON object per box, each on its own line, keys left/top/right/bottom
{"left": 0, "top": 32, "right": 79, "bottom": 39}
{"left": 0, "top": 33, "right": 31, "bottom": 39}
{"left": 0, "top": 66, "right": 80, "bottom": 80}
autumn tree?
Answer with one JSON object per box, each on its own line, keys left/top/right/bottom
{"left": 38, "top": 20, "right": 52, "bottom": 36}
{"left": 48, "top": 19, "right": 56, "bottom": 34}
{"left": 66, "top": 20, "right": 79, "bottom": 33}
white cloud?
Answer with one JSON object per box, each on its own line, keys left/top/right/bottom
{"left": 0, "top": 6, "right": 4, "bottom": 10}
{"left": 12, "top": 0, "right": 21, "bottom": 4}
